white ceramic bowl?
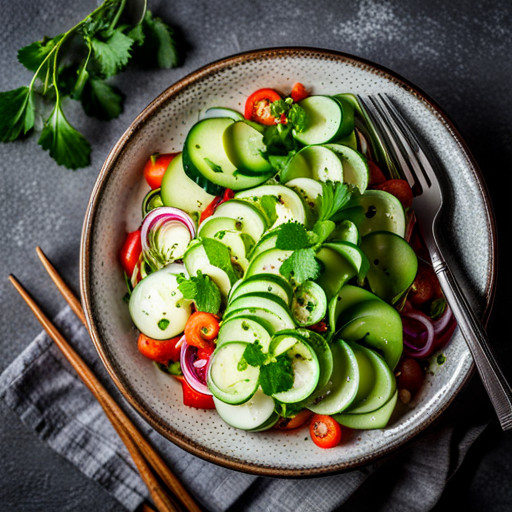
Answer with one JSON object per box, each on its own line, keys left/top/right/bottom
{"left": 80, "top": 48, "right": 497, "bottom": 476}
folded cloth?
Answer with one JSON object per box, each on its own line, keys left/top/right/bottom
{"left": 0, "top": 306, "right": 489, "bottom": 512}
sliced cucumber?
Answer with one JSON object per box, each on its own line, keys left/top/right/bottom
{"left": 334, "top": 130, "right": 357, "bottom": 150}
{"left": 235, "top": 184, "right": 307, "bottom": 227}
{"left": 247, "top": 230, "right": 278, "bottom": 260}
{"left": 223, "top": 120, "right": 273, "bottom": 175}
{"left": 207, "top": 230, "right": 253, "bottom": 272}
{"left": 330, "top": 95, "right": 355, "bottom": 138}
{"left": 291, "top": 280, "right": 327, "bottom": 327}
{"left": 129, "top": 264, "right": 192, "bottom": 340}
{"left": 325, "top": 144, "right": 369, "bottom": 193}
{"left": 200, "top": 107, "right": 244, "bottom": 121}
{"left": 207, "top": 341, "right": 260, "bottom": 405}
{"left": 217, "top": 316, "right": 272, "bottom": 351}
{"left": 293, "top": 96, "right": 345, "bottom": 145}
{"left": 212, "top": 199, "right": 267, "bottom": 242}
{"left": 183, "top": 118, "right": 269, "bottom": 194}
{"left": 285, "top": 177, "right": 323, "bottom": 226}
{"left": 271, "top": 338, "right": 320, "bottom": 404}
{"left": 323, "top": 241, "right": 370, "bottom": 284}
{"left": 307, "top": 339, "right": 359, "bottom": 415}
{"left": 213, "top": 390, "right": 278, "bottom": 431}
{"left": 198, "top": 216, "right": 243, "bottom": 238}
{"left": 361, "top": 231, "right": 418, "bottom": 304}
{"left": 329, "top": 219, "right": 359, "bottom": 245}
{"left": 229, "top": 274, "right": 293, "bottom": 306}
{"left": 280, "top": 145, "right": 343, "bottom": 184}
{"left": 334, "top": 390, "right": 398, "bottom": 430}
{"left": 160, "top": 153, "right": 215, "bottom": 219}
{"left": 226, "top": 307, "right": 294, "bottom": 333}
{"left": 224, "top": 292, "right": 292, "bottom": 324}
{"left": 244, "top": 248, "right": 293, "bottom": 279}
{"left": 315, "top": 246, "right": 358, "bottom": 300}
{"left": 338, "top": 299, "right": 403, "bottom": 370}
{"left": 142, "top": 188, "right": 163, "bottom": 217}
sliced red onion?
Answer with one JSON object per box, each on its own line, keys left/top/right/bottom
{"left": 433, "top": 305, "right": 454, "bottom": 335}
{"left": 402, "top": 309, "right": 436, "bottom": 359}
{"left": 180, "top": 339, "right": 212, "bottom": 395}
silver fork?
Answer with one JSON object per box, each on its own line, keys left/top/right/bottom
{"left": 359, "top": 93, "right": 512, "bottom": 431}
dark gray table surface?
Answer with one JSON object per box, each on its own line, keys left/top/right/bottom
{"left": 1, "top": 0, "right": 511, "bottom": 510}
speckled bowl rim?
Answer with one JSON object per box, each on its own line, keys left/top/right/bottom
{"left": 80, "top": 47, "right": 497, "bottom": 477}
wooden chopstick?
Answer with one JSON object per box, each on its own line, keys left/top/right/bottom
{"left": 9, "top": 274, "right": 180, "bottom": 512}
{"left": 34, "top": 248, "right": 202, "bottom": 512}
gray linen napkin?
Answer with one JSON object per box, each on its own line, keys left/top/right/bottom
{"left": 0, "top": 306, "right": 488, "bottom": 512}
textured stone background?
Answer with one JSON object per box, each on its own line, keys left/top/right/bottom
{"left": 1, "top": 0, "right": 511, "bottom": 510}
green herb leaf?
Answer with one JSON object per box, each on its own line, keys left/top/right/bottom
{"left": 91, "top": 29, "right": 134, "bottom": 77}
{"left": 287, "top": 103, "right": 307, "bottom": 132}
{"left": 202, "top": 238, "right": 238, "bottom": 283}
{"left": 17, "top": 35, "right": 63, "bottom": 73}
{"left": 430, "top": 297, "right": 447, "bottom": 320}
{"left": 177, "top": 271, "right": 221, "bottom": 314}
{"left": 259, "top": 354, "right": 294, "bottom": 395}
{"left": 0, "top": 86, "right": 35, "bottom": 141}
{"left": 204, "top": 158, "right": 223, "bottom": 173}
{"left": 38, "top": 103, "right": 91, "bottom": 169}
{"left": 242, "top": 342, "right": 267, "bottom": 367}
{"left": 81, "top": 77, "right": 124, "bottom": 120}
{"left": 275, "top": 222, "right": 310, "bottom": 250}
{"left": 318, "top": 181, "right": 352, "bottom": 221}
{"left": 312, "top": 220, "right": 335, "bottom": 247}
{"left": 280, "top": 247, "right": 321, "bottom": 284}
{"left": 260, "top": 195, "right": 278, "bottom": 226}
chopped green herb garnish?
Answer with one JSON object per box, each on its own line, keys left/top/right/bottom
{"left": 158, "top": 318, "right": 170, "bottom": 330}
{"left": 259, "top": 354, "right": 294, "bottom": 395}
{"left": 280, "top": 247, "right": 321, "bottom": 284}
{"left": 177, "top": 271, "right": 221, "bottom": 314}
{"left": 437, "top": 353, "right": 446, "bottom": 365}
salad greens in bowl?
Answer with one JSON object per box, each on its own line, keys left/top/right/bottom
{"left": 80, "top": 48, "right": 496, "bottom": 475}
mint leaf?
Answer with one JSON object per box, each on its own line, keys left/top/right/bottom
{"left": 275, "top": 222, "right": 310, "bottom": 250}
{"left": 81, "top": 78, "right": 124, "bottom": 120}
{"left": 242, "top": 342, "right": 267, "bottom": 367}
{"left": 91, "top": 29, "right": 134, "bottom": 77}
{"left": 280, "top": 247, "right": 320, "bottom": 284}
{"left": 177, "top": 271, "right": 221, "bottom": 314}
{"left": 259, "top": 354, "right": 294, "bottom": 395}
{"left": 0, "top": 86, "right": 35, "bottom": 142}
{"left": 38, "top": 103, "right": 91, "bottom": 169}
{"left": 202, "top": 238, "right": 238, "bottom": 283}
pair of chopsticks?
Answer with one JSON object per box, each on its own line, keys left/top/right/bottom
{"left": 9, "top": 247, "right": 203, "bottom": 512}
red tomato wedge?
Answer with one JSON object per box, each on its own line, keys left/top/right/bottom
{"left": 137, "top": 333, "right": 182, "bottom": 364}
{"left": 309, "top": 414, "right": 342, "bottom": 448}
{"left": 174, "top": 375, "right": 215, "bottom": 409}
{"left": 368, "top": 160, "right": 387, "bottom": 186}
{"left": 143, "top": 153, "right": 176, "bottom": 189}
{"left": 244, "top": 88, "right": 282, "bottom": 125}
{"left": 120, "top": 229, "right": 142, "bottom": 276}
{"left": 290, "top": 82, "right": 310, "bottom": 102}
{"left": 374, "top": 179, "right": 413, "bottom": 209}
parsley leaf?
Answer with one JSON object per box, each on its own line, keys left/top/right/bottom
{"left": 318, "top": 181, "right": 353, "bottom": 221}
{"left": 275, "top": 222, "right": 310, "bottom": 250}
{"left": 259, "top": 354, "right": 294, "bottom": 395}
{"left": 0, "top": 86, "right": 35, "bottom": 142}
{"left": 177, "top": 271, "right": 221, "bottom": 314}
{"left": 91, "top": 29, "right": 134, "bottom": 77}
{"left": 269, "top": 97, "right": 307, "bottom": 132}
{"left": 280, "top": 247, "right": 321, "bottom": 284}
{"left": 38, "top": 103, "right": 91, "bottom": 169}
{"left": 312, "top": 220, "right": 336, "bottom": 247}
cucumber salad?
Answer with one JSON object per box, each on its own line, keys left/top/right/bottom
{"left": 120, "top": 83, "right": 456, "bottom": 448}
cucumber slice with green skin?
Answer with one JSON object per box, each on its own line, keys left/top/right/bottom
{"left": 307, "top": 338, "right": 359, "bottom": 415}
{"left": 212, "top": 391, "right": 278, "bottom": 431}
{"left": 338, "top": 299, "right": 403, "bottom": 370}
{"left": 217, "top": 317, "right": 272, "bottom": 351}
{"left": 345, "top": 343, "right": 396, "bottom": 414}
{"left": 183, "top": 118, "right": 269, "bottom": 194}
{"left": 329, "top": 220, "right": 360, "bottom": 245}
{"left": 223, "top": 121, "right": 273, "bottom": 175}
{"left": 200, "top": 107, "right": 244, "bottom": 121}
{"left": 323, "top": 241, "right": 370, "bottom": 284}
{"left": 285, "top": 177, "right": 323, "bottom": 226}
{"left": 235, "top": 184, "right": 307, "bottom": 227}
{"left": 330, "top": 95, "right": 355, "bottom": 138}
{"left": 160, "top": 153, "right": 215, "bottom": 219}
{"left": 334, "top": 390, "right": 398, "bottom": 429}
{"left": 291, "top": 280, "right": 327, "bottom": 327}
{"left": 280, "top": 145, "right": 343, "bottom": 184}
{"left": 212, "top": 199, "right": 268, "bottom": 242}
{"left": 325, "top": 144, "right": 369, "bottom": 194}
{"left": 198, "top": 216, "right": 243, "bottom": 238}
{"left": 129, "top": 264, "right": 192, "bottom": 340}
{"left": 361, "top": 231, "right": 418, "bottom": 304}
{"left": 226, "top": 307, "right": 295, "bottom": 333}
{"left": 295, "top": 329, "right": 333, "bottom": 393}
{"left": 142, "top": 188, "right": 163, "bottom": 217}
{"left": 206, "top": 230, "right": 253, "bottom": 272}
{"left": 229, "top": 274, "right": 293, "bottom": 306}
{"left": 271, "top": 338, "right": 320, "bottom": 404}
{"left": 247, "top": 230, "right": 278, "bottom": 260}
{"left": 333, "top": 130, "right": 357, "bottom": 150}
{"left": 293, "top": 96, "right": 345, "bottom": 145}
{"left": 207, "top": 341, "right": 260, "bottom": 405}
{"left": 183, "top": 242, "right": 235, "bottom": 297}
{"left": 244, "top": 248, "right": 293, "bottom": 279}
{"left": 224, "top": 292, "right": 292, "bottom": 323}
{"left": 344, "top": 190, "right": 406, "bottom": 237}
{"left": 315, "top": 246, "right": 358, "bottom": 301}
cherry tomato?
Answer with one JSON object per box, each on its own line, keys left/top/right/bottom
{"left": 368, "top": 160, "right": 387, "bottom": 185}
{"left": 143, "top": 153, "right": 176, "bottom": 189}
{"left": 309, "top": 321, "right": 328, "bottom": 333}
{"left": 244, "top": 88, "right": 282, "bottom": 125}
{"left": 120, "top": 229, "right": 142, "bottom": 276}
{"left": 174, "top": 375, "right": 215, "bottom": 409}
{"left": 184, "top": 312, "right": 220, "bottom": 349}
{"left": 374, "top": 179, "right": 413, "bottom": 209}
{"left": 290, "top": 82, "right": 310, "bottom": 103}
{"left": 396, "top": 358, "right": 424, "bottom": 395}
{"left": 137, "top": 333, "right": 182, "bottom": 364}
{"left": 409, "top": 262, "right": 442, "bottom": 306}
{"left": 309, "top": 415, "right": 342, "bottom": 448}
{"left": 275, "top": 410, "right": 313, "bottom": 430}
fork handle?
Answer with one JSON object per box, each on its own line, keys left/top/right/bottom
{"left": 434, "top": 260, "right": 512, "bottom": 431}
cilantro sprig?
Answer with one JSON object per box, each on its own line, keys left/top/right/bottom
{"left": 177, "top": 271, "right": 221, "bottom": 314}
{"left": 0, "top": 1, "right": 178, "bottom": 169}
